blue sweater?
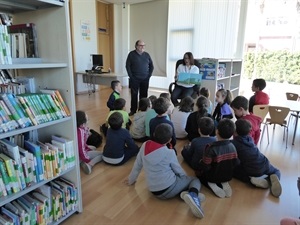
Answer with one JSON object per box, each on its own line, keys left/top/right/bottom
{"left": 103, "top": 128, "right": 138, "bottom": 158}
{"left": 126, "top": 50, "right": 154, "bottom": 81}
{"left": 149, "top": 116, "right": 176, "bottom": 148}
{"left": 231, "top": 135, "right": 271, "bottom": 176}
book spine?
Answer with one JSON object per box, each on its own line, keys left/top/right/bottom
{"left": 0, "top": 99, "right": 19, "bottom": 130}
{"left": 0, "top": 156, "right": 20, "bottom": 193}
{"left": 13, "top": 160, "right": 26, "bottom": 190}
{"left": 55, "top": 90, "right": 71, "bottom": 116}
{"left": 0, "top": 160, "right": 12, "bottom": 195}
{"left": 38, "top": 94, "right": 58, "bottom": 120}
{"left": 7, "top": 93, "right": 32, "bottom": 127}
{"left": 34, "top": 94, "right": 53, "bottom": 122}
{"left": 0, "top": 175, "right": 7, "bottom": 197}
{"left": 20, "top": 155, "right": 30, "bottom": 187}
{"left": 22, "top": 95, "right": 44, "bottom": 124}
{"left": 28, "top": 95, "right": 48, "bottom": 123}
{"left": 0, "top": 93, "right": 25, "bottom": 128}
{"left": 43, "top": 94, "right": 64, "bottom": 119}
{"left": 16, "top": 96, "right": 38, "bottom": 126}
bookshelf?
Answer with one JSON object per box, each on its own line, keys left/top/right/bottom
{"left": 200, "top": 58, "right": 242, "bottom": 109}
{"left": 0, "top": 0, "right": 82, "bottom": 224}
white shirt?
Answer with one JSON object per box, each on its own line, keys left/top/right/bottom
{"left": 171, "top": 107, "right": 191, "bottom": 138}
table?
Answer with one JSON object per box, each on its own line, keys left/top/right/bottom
{"left": 75, "top": 71, "right": 127, "bottom": 94}
{"left": 270, "top": 100, "right": 300, "bottom": 145}
{"left": 283, "top": 100, "right": 300, "bottom": 145}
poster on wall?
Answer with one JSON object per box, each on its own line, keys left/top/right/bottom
{"left": 81, "top": 20, "right": 90, "bottom": 41}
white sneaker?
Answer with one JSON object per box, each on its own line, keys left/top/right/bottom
{"left": 250, "top": 177, "right": 269, "bottom": 189}
{"left": 270, "top": 174, "right": 282, "bottom": 197}
{"left": 221, "top": 182, "right": 232, "bottom": 197}
{"left": 207, "top": 182, "right": 226, "bottom": 198}
{"left": 80, "top": 162, "right": 92, "bottom": 175}
{"left": 180, "top": 191, "right": 206, "bottom": 202}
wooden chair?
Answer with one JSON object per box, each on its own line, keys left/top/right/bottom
{"left": 286, "top": 92, "right": 300, "bottom": 127}
{"left": 253, "top": 104, "right": 269, "bottom": 144}
{"left": 265, "top": 106, "right": 290, "bottom": 148}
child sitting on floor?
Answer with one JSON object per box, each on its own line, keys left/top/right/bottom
{"left": 107, "top": 80, "right": 122, "bottom": 111}
{"left": 125, "top": 123, "right": 205, "bottom": 219}
{"left": 76, "top": 110, "right": 103, "bottom": 175}
{"left": 212, "top": 89, "right": 233, "bottom": 123}
{"left": 181, "top": 117, "right": 216, "bottom": 170}
{"left": 103, "top": 112, "right": 139, "bottom": 166}
{"left": 171, "top": 96, "right": 194, "bottom": 139}
{"left": 130, "top": 98, "right": 151, "bottom": 142}
{"left": 232, "top": 119, "right": 282, "bottom": 198}
{"left": 196, "top": 118, "right": 238, "bottom": 198}
{"left": 230, "top": 96, "right": 262, "bottom": 145}
{"left": 101, "top": 98, "right": 131, "bottom": 136}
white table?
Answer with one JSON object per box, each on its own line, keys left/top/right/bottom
{"left": 284, "top": 100, "right": 300, "bottom": 145}
{"left": 271, "top": 100, "right": 300, "bottom": 145}
{"left": 75, "top": 71, "right": 127, "bottom": 94}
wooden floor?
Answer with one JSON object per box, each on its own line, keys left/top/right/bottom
{"left": 62, "top": 86, "right": 300, "bottom": 225}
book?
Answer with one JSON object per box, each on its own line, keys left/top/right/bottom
{"left": 0, "top": 93, "right": 26, "bottom": 128}
{"left": 0, "top": 175, "right": 7, "bottom": 196}
{"left": 0, "top": 139, "right": 26, "bottom": 190}
{"left": 24, "top": 140, "right": 44, "bottom": 183}
{"left": 35, "top": 184, "right": 53, "bottom": 224}
{"left": 32, "top": 191, "right": 50, "bottom": 224}
{"left": 18, "top": 147, "right": 34, "bottom": 185}
{"left": 0, "top": 213, "right": 13, "bottom": 225}
{"left": 17, "top": 196, "right": 37, "bottom": 225}
{"left": 177, "top": 72, "right": 202, "bottom": 85}
{"left": 51, "top": 135, "right": 74, "bottom": 168}
{"left": 11, "top": 201, "right": 30, "bottom": 225}
{"left": 0, "top": 153, "right": 19, "bottom": 193}
{"left": 8, "top": 23, "right": 38, "bottom": 58}
{"left": 15, "top": 77, "right": 36, "bottom": 93}
{"left": 40, "top": 89, "right": 70, "bottom": 117}
{"left": 1, "top": 207, "right": 19, "bottom": 225}
{"left": 16, "top": 96, "right": 38, "bottom": 126}
{"left": 0, "top": 100, "right": 19, "bottom": 130}
{"left": 0, "top": 160, "right": 12, "bottom": 195}
{"left": 23, "top": 194, "right": 44, "bottom": 225}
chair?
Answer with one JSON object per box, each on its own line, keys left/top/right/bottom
{"left": 169, "top": 59, "right": 201, "bottom": 101}
{"left": 264, "top": 106, "right": 290, "bottom": 148}
{"left": 253, "top": 104, "right": 269, "bottom": 144}
{"left": 286, "top": 92, "right": 300, "bottom": 127}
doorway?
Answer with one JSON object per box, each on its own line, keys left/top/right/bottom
{"left": 96, "top": 1, "right": 114, "bottom": 72}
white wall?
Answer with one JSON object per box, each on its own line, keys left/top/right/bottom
{"left": 71, "top": 0, "right": 248, "bottom": 90}
{"left": 70, "top": 0, "right": 98, "bottom": 93}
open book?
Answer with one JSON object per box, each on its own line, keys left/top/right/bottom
{"left": 177, "top": 72, "right": 202, "bottom": 85}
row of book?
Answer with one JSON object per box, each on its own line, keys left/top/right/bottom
{"left": 0, "top": 89, "right": 71, "bottom": 133}
{"left": 0, "top": 179, "right": 78, "bottom": 225}
{"left": 0, "top": 136, "right": 76, "bottom": 197}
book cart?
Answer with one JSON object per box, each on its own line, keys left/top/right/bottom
{"left": 0, "top": 0, "right": 82, "bottom": 224}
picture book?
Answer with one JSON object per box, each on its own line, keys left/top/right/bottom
{"left": 177, "top": 73, "right": 202, "bottom": 85}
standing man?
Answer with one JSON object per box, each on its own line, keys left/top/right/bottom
{"left": 126, "top": 40, "right": 154, "bottom": 116}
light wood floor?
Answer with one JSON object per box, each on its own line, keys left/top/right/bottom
{"left": 62, "top": 86, "right": 300, "bottom": 225}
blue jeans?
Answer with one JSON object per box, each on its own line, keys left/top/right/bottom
{"left": 171, "top": 84, "right": 194, "bottom": 106}
{"left": 155, "top": 175, "right": 201, "bottom": 200}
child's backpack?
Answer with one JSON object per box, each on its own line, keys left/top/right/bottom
{"left": 86, "top": 129, "right": 103, "bottom": 148}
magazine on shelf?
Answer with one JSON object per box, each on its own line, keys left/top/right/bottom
{"left": 177, "top": 72, "right": 202, "bottom": 85}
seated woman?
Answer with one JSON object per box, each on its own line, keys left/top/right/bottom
{"left": 171, "top": 52, "right": 200, "bottom": 106}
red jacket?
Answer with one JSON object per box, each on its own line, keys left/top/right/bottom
{"left": 242, "top": 114, "right": 262, "bottom": 145}
{"left": 255, "top": 91, "right": 269, "bottom": 105}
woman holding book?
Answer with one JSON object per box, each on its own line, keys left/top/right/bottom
{"left": 171, "top": 52, "right": 200, "bottom": 106}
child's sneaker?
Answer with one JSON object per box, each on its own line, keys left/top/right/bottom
{"left": 182, "top": 192, "right": 204, "bottom": 218}
{"left": 270, "top": 174, "right": 282, "bottom": 197}
{"left": 207, "top": 182, "right": 226, "bottom": 198}
{"left": 221, "top": 182, "right": 232, "bottom": 197}
{"left": 180, "top": 191, "right": 206, "bottom": 202}
{"left": 250, "top": 176, "right": 269, "bottom": 189}
{"left": 80, "top": 162, "right": 92, "bottom": 175}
